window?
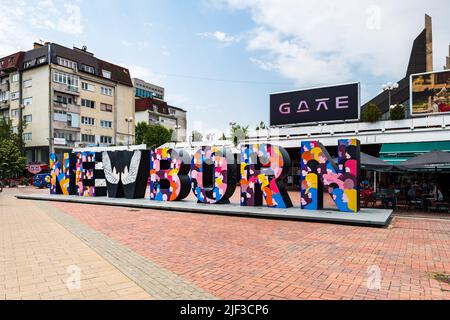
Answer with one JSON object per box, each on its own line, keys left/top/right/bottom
{"left": 1, "top": 77, "right": 7, "bottom": 84}
{"left": 81, "top": 116, "right": 95, "bottom": 126}
{"left": 23, "top": 60, "right": 35, "bottom": 68}
{"left": 81, "top": 82, "right": 95, "bottom": 92}
{"left": 37, "top": 56, "right": 46, "bottom": 64}
{"left": 11, "top": 92, "right": 19, "bottom": 100}
{"left": 169, "top": 109, "right": 176, "bottom": 115}
{"left": 23, "top": 133, "right": 32, "bottom": 141}
{"left": 81, "top": 99, "right": 95, "bottom": 109}
{"left": 0, "top": 91, "right": 9, "bottom": 101}
{"left": 23, "top": 79, "right": 32, "bottom": 88}
{"left": 11, "top": 109, "right": 20, "bottom": 118}
{"left": 100, "top": 103, "right": 112, "bottom": 112}
{"left": 81, "top": 134, "right": 95, "bottom": 143}
{"left": 81, "top": 65, "right": 95, "bottom": 74}
{"left": 23, "top": 114, "right": 32, "bottom": 123}
{"left": 53, "top": 71, "right": 79, "bottom": 91}
{"left": 55, "top": 95, "right": 73, "bottom": 105}
{"left": 100, "top": 136, "right": 112, "bottom": 144}
{"left": 54, "top": 110, "right": 67, "bottom": 122}
{"left": 100, "top": 120, "right": 112, "bottom": 128}
{"left": 23, "top": 97, "right": 32, "bottom": 106}
{"left": 101, "top": 86, "right": 113, "bottom": 96}
{"left": 102, "top": 70, "right": 111, "bottom": 79}
{"left": 12, "top": 126, "right": 18, "bottom": 134}
{"left": 57, "top": 57, "right": 77, "bottom": 70}
{"left": 11, "top": 74, "right": 19, "bottom": 83}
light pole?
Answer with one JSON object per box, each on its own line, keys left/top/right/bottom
{"left": 125, "top": 116, "right": 133, "bottom": 148}
{"left": 174, "top": 124, "right": 181, "bottom": 143}
{"left": 382, "top": 82, "right": 399, "bottom": 108}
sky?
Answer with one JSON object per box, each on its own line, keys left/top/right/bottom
{"left": 0, "top": 0, "right": 449, "bottom": 138}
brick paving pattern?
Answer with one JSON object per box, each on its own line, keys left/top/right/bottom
{"left": 49, "top": 195, "right": 450, "bottom": 300}
{"left": 0, "top": 189, "right": 152, "bottom": 300}
{"left": 3, "top": 187, "right": 450, "bottom": 300}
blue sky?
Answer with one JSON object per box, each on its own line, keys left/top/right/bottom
{"left": 1, "top": 0, "right": 449, "bottom": 137}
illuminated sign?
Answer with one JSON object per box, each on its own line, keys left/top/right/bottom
{"left": 270, "top": 83, "right": 360, "bottom": 126}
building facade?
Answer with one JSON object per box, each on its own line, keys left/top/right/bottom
{"left": 135, "top": 97, "right": 187, "bottom": 142}
{"left": 0, "top": 42, "right": 135, "bottom": 163}
{"left": 132, "top": 78, "right": 164, "bottom": 100}
{"left": 242, "top": 14, "right": 450, "bottom": 168}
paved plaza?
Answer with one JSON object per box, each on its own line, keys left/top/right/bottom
{"left": 1, "top": 187, "right": 450, "bottom": 300}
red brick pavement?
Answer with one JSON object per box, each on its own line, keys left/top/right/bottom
{"left": 47, "top": 197, "right": 450, "bottom": 300}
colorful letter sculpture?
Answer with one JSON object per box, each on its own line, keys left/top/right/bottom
{"left": 240, "top": 144, "right": 293, "bottom": 208}
{"left": 50, "top": 153, "right": 74, "bottom": 195}
{"left": 300, "top": 139, "right": 360, "bottom": 213}
{"left": 75, "top": 152, "right": 107, "bottom": 197}
{"left": 190, "top": 147, "right": 237, "bottom": 204}
{"left": 150, "top": 148, "right": 191, "bottom": 201}
{"left": 103, "top": 150, "right": 150, "bottom": 199}
{"left": 50, "top": 139, "right": 362, "bottom": 214}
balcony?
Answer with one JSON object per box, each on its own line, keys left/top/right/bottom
{"left": 53, "top": 102, "right": 81, "bottom": 114}
{"left": 0, "top": 100, "right": 9, "bottom": 110}
{"left": 53, "top": 119, "right": 80, "bottom": 131}
{"left": 52, "top": 82, "right": 80, "bottom": 96}
{"left": 0, "top": 81, "right": 9, "bottom": 92}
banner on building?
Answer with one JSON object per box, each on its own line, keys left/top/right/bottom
{"left": 410, "top": 70, "right": 450, "bottom": 116}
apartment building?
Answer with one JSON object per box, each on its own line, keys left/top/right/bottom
{"left": 135, "top": 97, "right": 187, "bottom": 142}
{"left": 132, "top": 78, "right": 164, "bottom": 100}
{"left": 0, "top": 42, "right": 134, "bottom": 163}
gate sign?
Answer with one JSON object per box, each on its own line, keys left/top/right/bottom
{"left": 270, "top": 83, "right": 360, "bottom": 126}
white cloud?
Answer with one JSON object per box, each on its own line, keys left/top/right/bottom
{"left": 218, "top": 0, "right": 450, "bottom": 87}
{"left": 198, "top": 31, "right": 240, "bottom": 43}
{"left": 0, "top": 0, "right": 83, "bottom": 56}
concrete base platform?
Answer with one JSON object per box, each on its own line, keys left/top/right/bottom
{"left": 16, "top": 194, "right": 393, "bottom": 227}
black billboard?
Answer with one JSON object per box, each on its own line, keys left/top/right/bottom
{"left": 270, "top": 83, "right": 360, "bottom": 126}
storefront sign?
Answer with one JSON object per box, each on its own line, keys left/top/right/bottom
{"left": 50, "top": 139, "right": 361, "bottom": 213}
{"left": 270, "top": 83, "right": 360, "bottom": 126}
{"left": 27, "top": 164, "right": 42, "bottom": 175}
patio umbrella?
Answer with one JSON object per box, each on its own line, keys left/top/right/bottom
{"left": 399, "top": 150, "right": 450, "bottom": 200}
{"left": 360, "top": 152, "right": 393, "bottom": 171}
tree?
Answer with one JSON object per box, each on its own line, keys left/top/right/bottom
{"left": 229, "top": 122, "right": 249, "bottom": 146}
{"left": 0, "top": 117, "right": 26, "bottom": 152}
{"left": 219, "top": 132, "right": 227, "bottom": 141}
{"left": 134, "top": 122, "right": 173, "bottom": 148}
{"left": 255, "top": 121, "right": 267, "bottom": 130}
{"left": 362, "top": 103, "right": 382, "bottom": 123}
{"left": 0, "top": 138, "right": 26, "bottom": 179}
{"left": 191, "top": 130, "right": 203, "bottom": 142}
{"left": 389, "top": 104, "right": 405, "bottom": 120}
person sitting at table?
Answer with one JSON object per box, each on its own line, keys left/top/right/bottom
{"left": 382, "top": 183, "right": 397, "bottom": 209}
{"left": 433, "top": 185, "right": 444, "bottom": 201}
{"left": 408, "top": 186, "right": 424, "bottom": 208}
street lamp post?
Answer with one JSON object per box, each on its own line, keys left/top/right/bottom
{"left": 125, "top": 116, "right": 133, "bottom": 148}
{"left": 382, "top": 82, "right": 399, "bottom": 108}
{"left": 174, "top": 124, "right": 181, "bottom": 143}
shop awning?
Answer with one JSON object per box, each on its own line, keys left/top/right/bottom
{"left": 379, "top": 141, "right": 450, "bottom": 164}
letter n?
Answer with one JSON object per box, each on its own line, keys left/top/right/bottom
{"left": 300, "top": 139, "right": 360, "bottom": 213}
{"left": 150, "top": 148, "right": 191, "bottom": 201}
{"left": 50, "top": 153, "right": 75, "bottom": 195}
{"left": 240, "top": 144, "right": 293, "bottom": 208}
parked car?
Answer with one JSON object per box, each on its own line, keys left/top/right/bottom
{"left": 33, "top": 173, "right": 51, "bottom": 189}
